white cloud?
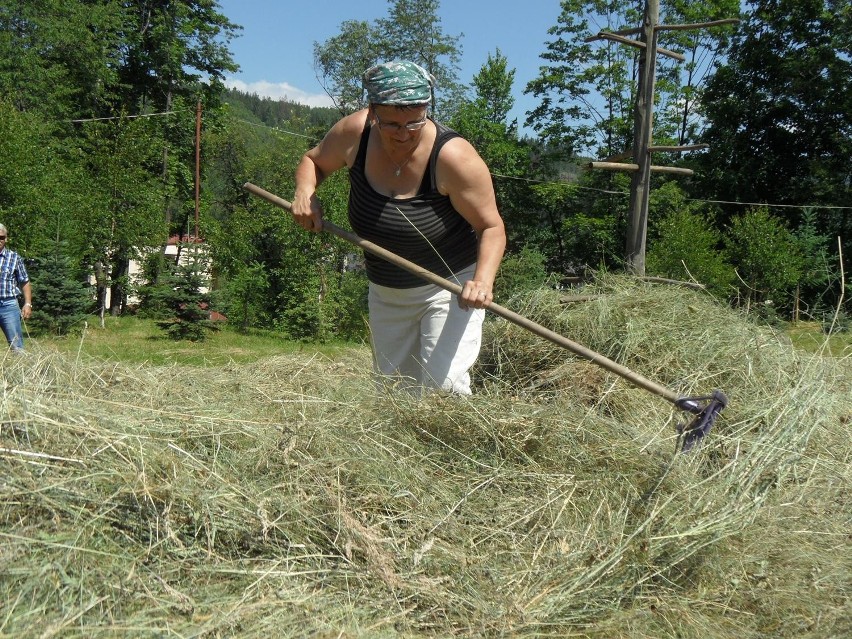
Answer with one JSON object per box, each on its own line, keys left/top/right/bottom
{"left": 224, "top": 78, "right": 335, "bottom": 108}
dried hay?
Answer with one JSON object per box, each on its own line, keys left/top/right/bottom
{"left": 1, "top": 277, "right": 849, "bottom": 638}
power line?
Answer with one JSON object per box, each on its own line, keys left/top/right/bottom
{"left": 234, "top": 118, "right": 317, "bottom": 141}
{"left": 686, "top": 198, "right": 852, "bottom": 211}
{"left": 492, "top": 173, "right": 852, "bottom": 210}
{"left": 68, "top": 110, "right": 181, "bottom": 123}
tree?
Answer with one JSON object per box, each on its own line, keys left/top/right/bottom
{"left": 0, "top": 99, "right": 87, "bottom": 254}
{"left": 645, "top": 181, "right": 735, "bottom": 296}
{"left": 448, "top": 51, "right": 537, "bottom": 256}
{"left": 525, "top": 0, "right": 640, "bottom": 157}
{"left": 27, "top": 239, "right": 93, "bottom": 336}
{"left": 791, "top": 208, "right": 840, "bottom": 321}
{"left": 313, "top": 20, "right": 382, "bottom": 114}
{"left": 115, "top": 0, "right": 239, "bottom": 114}
{"left": 469, "top": 49, "right": 516, "bottom": 126}
{"left": 0, "top": 0, "right": 125, "bottom": 120}
{"left": 222, "top": 261, "right": 270, "bottom": 331}
{"left": 152, "top": 250, "right": 216, "bottom": 341}
{"left": 0, "top": 0, "right": 245, "bottom": 320}
{"left": 652, "top": 0, "right": 740, "bottom": 146}
{"left": 78, "top": 116, "right": 168, "bottom": 315}
{"left": 313, "top": 0, "right": 464, "bottom": 117}
{"left": 524, "top": 0, "right": 739, "bottom": 156}
{"left": 693, "top": 0, "right": 852, "bottom": 291}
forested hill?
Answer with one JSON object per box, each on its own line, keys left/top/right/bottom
{"left": 222, "top": 87, "right": 340, "bottom": 135}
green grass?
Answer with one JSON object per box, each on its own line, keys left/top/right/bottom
{"left": 783, "top": 320, "right": 852, "bottom": 357}
{"left": 30, "top": 315, "right": 366, "bottom": 366}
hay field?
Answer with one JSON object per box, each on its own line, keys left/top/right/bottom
{"left": 1, "top": 278, "right": 849, "bottom": 638}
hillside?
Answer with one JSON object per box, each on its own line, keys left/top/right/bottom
{"left": 1, "top": 279, "right": 849, "bottom": 637}
{"left": 222, "top": 87, "right": 341, "bottom": 134}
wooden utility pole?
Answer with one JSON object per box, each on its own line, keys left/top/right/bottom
{"left": 626, "top": 0, "right": 659, "bottom": 276}
{"left": 586, "top": 5, "right": 738, "bottom": 276}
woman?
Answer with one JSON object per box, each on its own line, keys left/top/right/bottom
{"left": 292, "top": 60, "right": 505, "bottom": 394}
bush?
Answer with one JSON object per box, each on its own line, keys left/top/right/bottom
{"left": 724, "top": 207, "right": 804, "bottom": 313}
{"left": 646, "top": 182, "right": 735, "bottom": 297}
{"left": 493, "top": 245, "right": 548, "bottom": 301}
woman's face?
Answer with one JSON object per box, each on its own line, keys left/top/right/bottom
{"left": 371, "top": 105, "right": 429, "bottom": 146}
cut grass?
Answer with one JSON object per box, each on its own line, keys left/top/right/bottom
{"left": 3, "top": 280, "right": 849, "bottom": 638}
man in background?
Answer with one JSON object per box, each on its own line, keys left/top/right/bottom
{"left": 0, "top": 224, "right": 32, "bottom": 351}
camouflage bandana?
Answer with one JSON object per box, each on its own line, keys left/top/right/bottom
{"left": 362, "top": 60, "right": 435, "bottom": 105}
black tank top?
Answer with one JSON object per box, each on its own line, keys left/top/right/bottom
{"left": 347, "top": 120, "right": 478, "bottom": 288}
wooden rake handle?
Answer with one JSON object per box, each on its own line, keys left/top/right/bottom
{"left": 243, "top": 182, "right": 683, "bottom": 407}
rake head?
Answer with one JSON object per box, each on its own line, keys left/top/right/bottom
{"left": 674, "top": 390, "right": 729, "bottom": 453}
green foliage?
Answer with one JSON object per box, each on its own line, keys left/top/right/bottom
{"left": 115, "top": 0, "right": 240, "bottom": 112}
{"left": 529, "top": 173, "right": 627, "bottom": 273}
{"left": 523, "top": 0, "right": 738, "bottom": 155}
{"left": 219, "top": 261, "right": 271, "bottom": 332}
{"left": 150, "top": 252, "right": 216, "bottom": 341}
{"left": 646, "top": 182, "right": 735, "bottom": 297}
{"left": 563, "top": 210, "right": 623, "bottom": 270}
{"left": 134, "top": 250, "right": 174, "bottom": 319}
{"left": 493, "top": 246, "right": 548, "bottom": 301}
{"left": 653, "top": 0, "right": 741, "bottom": 145}
{"left": 4, "top": 0, "right": 848, "bottom": 333}
{"left": 524, "top": 0, "right": 638, "bottom": 154}
{"left": 694, "top": 0, "right": 852, "bottom": 273}
{"left": 0, "top": 0, "right": 242, "bottom": 318}
{"left": 26, "top": 239, "right": 93, "bottom": 336}
{"left": 0, "top": 100, "right": 87, "bottom": 255}
{"left": 313, "top": 0, "right": 465, "bottom": 117}
{"left": 447, "top": 51, "right": 541, "bottom": 266}
{"left": 0, "top": 0, "right": 125, "bottom": 119}
{"left": 313, "top": 19, "right": 382, "bottom": 113}
{"left": 724, "top": 208, "right": 804, "bottom": 313}
{"left": 222, "top": 88, "right": 339, "bottom": 134}
{"left": 792, "top": 208, "right": 842, "bottom": 319}
{"left": 327, "top": 270, "right": 370, "bottom": 343}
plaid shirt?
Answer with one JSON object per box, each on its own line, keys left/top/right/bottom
{"left": 0, "top": 248, "right": 29, "bottom": 300}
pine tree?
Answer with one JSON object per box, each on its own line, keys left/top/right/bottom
{"left": 151, "top": 252, "right": 216, "bottom": 341}
{"left": 27, "top": 240, "right": 93, "bottom": 335}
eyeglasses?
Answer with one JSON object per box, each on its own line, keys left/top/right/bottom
{"left": 372, "top": 110, "right": 428, "bottom": 133}
{"left": 0, "top": 236, "right": 6, "bottom": 240}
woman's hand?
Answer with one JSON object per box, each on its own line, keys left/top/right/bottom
{"left": 291, "top": 190, "right": 324, "bottom": 232}
{"left": 458, "top": 279, "right": 492, "bottom": 310}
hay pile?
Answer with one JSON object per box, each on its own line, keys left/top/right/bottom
{"left": 1, "top": 277, "right": 849, "bottom": 638}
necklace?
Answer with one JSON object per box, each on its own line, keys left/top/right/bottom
{"left": 385, "top": 145, "right": 417, "bottom": 177}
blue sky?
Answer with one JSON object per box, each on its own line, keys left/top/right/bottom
{"left": 215, "top": 0, "right": 565, "bottom": 128}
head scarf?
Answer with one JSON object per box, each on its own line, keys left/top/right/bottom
{"left": 363, "top": 60, "right": 435, "bottom": 106}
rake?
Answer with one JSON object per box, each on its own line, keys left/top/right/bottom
{"left": 244, "top": 182, "right": 727, "bottom": 452}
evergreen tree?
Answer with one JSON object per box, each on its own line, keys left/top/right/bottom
{"left": 27, "top": 239, "right": 93, "bottom": 336}
{"left": 151, "top": 251, "right": 216, "bottom": 341}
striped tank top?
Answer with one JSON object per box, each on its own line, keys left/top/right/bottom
{"left": 347, "top": 120, "right": 479, "bottom": 288}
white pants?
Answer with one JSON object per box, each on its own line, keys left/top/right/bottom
{"left": 368, "top": 265, "right": 484, "bottom": 395}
